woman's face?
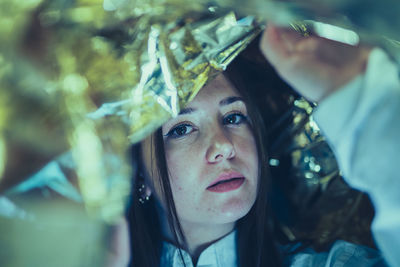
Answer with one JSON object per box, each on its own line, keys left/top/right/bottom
{"left": 142, "top": 74, "right": 259, "bottom": 229}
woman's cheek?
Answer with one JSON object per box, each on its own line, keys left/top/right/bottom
{"left": 163, "top": 131, "right": 199, "bottom": 152}
{"left": 165, "top": 144, "right": 195, "bottom": 181}
{"left": 233, "top": 128, "right": 256, "bottom": 150}
{"left": 234, "top": 129, "right": 259, "bottom": 176}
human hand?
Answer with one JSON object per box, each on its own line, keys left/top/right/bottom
{"left": 105, "top": 218, "right": 130, "bottom": 267}
{"left": 259, "top": 24, "right": 371, "bottom": 103}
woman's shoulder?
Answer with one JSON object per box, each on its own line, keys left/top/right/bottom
{"left": 283, "top": 240, "right": 388, "bottom": 267}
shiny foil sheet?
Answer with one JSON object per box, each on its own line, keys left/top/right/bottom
{"left": 0, "top": 0, "right": 261, "bottom": 216}
{"left": 267, "top": 99, "right": 375, "bottom": 249}
{"left": 0, "top": 1, "right": 262, "bottom": 266}
{"left": 107, "top": 0, "right": 400, "bottom": 58}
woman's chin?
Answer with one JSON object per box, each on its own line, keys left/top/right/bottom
{"left": 214, "top": 197, "right": 255, "bottom": 224}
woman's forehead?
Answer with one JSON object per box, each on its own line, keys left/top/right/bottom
{"left": 188, "top": 74, "right": 240, "bottom": 106}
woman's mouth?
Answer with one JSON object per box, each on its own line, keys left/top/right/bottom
{"left": 207, "top": 171, "right": 245, "bottom": 193}
{"left": 206, "top": 177, "right": 245, "bottom": 192}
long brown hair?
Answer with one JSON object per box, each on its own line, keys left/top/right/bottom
{"left": 127, "top": 37, "right": 283, "bottom": 267}
{"left": 225, "top": 44, "right": 283, "bottom": 266}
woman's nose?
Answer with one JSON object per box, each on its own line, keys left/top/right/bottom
{"left": 205, "top": 129, "right": 236, "bottom": 163}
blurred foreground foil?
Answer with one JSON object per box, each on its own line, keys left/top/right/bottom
{"left": 0, "top": 0, "right": 260, "bottom": 217}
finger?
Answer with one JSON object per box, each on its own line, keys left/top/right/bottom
{"left": 259, "top": 24, "right": 291, "bottom": 66}
{"left": 277, "top": 27, "right": 307, "bottom": 48}
{"left": 293, "top": 36, "right": 320, "bottom": 53}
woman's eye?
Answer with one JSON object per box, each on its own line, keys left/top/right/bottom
{"left": 223, "top": 113, "right": 247, "bottom": 125}
{"left": 165, "top": 124, "right": 194, "bottom": 138}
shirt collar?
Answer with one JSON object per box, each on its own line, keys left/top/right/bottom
{"left": 160, "top": 230, "right": 237, "bottom": 267}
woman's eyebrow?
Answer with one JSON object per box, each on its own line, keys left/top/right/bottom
{"left": 178, "top": 107, "right": 196, "bottom": 115}
{"left": 219, "top": 96, "right": 244, "bottom": 106}
{"left": 177, "top": 96, "right": 243, "bottom": 115}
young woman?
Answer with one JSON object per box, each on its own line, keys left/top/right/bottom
{"left": 128, "top": 67, "right": 282, "bottom": 266}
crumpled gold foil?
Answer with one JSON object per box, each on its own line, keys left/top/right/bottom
{"left": 0, "top": 0, "right": 261, "bottom": 223}
{"left": 0, "top": 2, "right": 263, "bottom": 264}
{"left": 1, "top": 1, "right": 132, "bottom": 223}
{"left": 124, "top": 13, "right": 262, "bottom": 143}
{"left": 267, "top": 98, "right": 375, "bottom": 248}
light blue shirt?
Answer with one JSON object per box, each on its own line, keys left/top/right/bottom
{"left": 284, "top": 240, "right": 387, "bottom": 267}
{"left": 159, "top": 230, "right": 387, "bottom": 267}
{"left": 313, "top": 48, "right": 400, "bottom": 267}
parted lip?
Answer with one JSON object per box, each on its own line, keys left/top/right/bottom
{"left": 207, "top": 171, "right": 245, "bottom": 188}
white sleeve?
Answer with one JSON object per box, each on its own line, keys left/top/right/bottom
{"left": 312, "top": 48, "right": 400, "bottom": 267}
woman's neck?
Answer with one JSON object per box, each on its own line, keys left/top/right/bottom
{"left": 157, "top": 207, "right": 235, "bottom": 264}
{"left": 180, "top": 220, "right": 235, "bottom": 261}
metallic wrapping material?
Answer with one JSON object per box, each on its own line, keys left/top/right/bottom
{"left": 107, "top": 0, "right": 400, "bottom": 54}
{"left": 267, "top": 98, "right": 374, "bottom": 248}
{"left": 0, "top": 2, "right": 263, "bottom": 264}
{"left": 124, "top": 13, "right": 262, "bottom": 143}
{"left": 1, "top": 4, "right": 132, "bottom": 222}
{"left": 0, "top": 2, "right": 264, "bottom": 265}
{"left": 2, "top": 0, "right": 398, "bottom": 220}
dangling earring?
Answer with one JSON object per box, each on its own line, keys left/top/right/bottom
{"left": 137, "top": 172, "right": 151, "bottom": 204}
